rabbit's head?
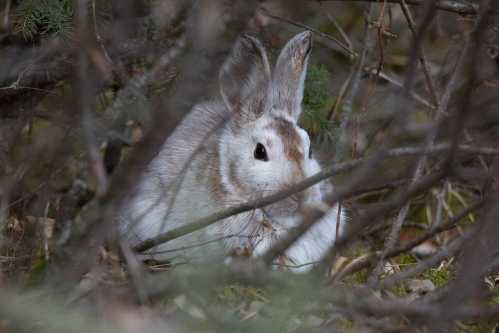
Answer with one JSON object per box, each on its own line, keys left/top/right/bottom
{"left": 218, "top": 31, "right": 322, "bottom": 203}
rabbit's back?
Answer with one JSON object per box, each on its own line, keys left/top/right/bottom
{"left": 121, "top": 101, "right": 230, "bottom": 258}
{"left": 150, "top": 100, "right": 229, "bottom": 187}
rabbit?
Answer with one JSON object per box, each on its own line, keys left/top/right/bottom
{"left": 120, "top": 31, "right": 346, "bottom": 271}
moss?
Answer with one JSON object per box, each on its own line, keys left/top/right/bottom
{"left": 393, "top": 253, "right": 417, "bottom": 266}
{"left": 344, "top": 270, "right": 368, "bottom": 286}
{"left": 336, "top": 318, "right": 354, "bottom": 331}
{"left": 217, "top": 284, "right": 269, "bottom": 306}
{"left": 489, "top": 294, "right": 499, "bottom": 304}
{"left": 420, "top": 267, "right": 453, "bottom": 288}
{"left": 393, "top": 253, "right": 452, "bottom": 288}
{"left": 25, "top": 254, "right": 48, "bottom": 288}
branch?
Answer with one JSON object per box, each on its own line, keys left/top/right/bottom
{"left": 259, "top": 9, "right": 357, "bottom": 58}
{"left": 376, "top": 223, "right": 470, "bottom": 289}
{"left": 400, "top": 0, "right": 439, "bottom": 109}
{"left": 134, "top": 144, "right": 499, "bottom": 252}
{"left": 309, "top": 0, "right": 479, "bottom": 15}
{"left": 61, "top": 0, "right": 261, "bottom": 279}
{"left": 330, "top": 200, "right": 484, "bottom": 282}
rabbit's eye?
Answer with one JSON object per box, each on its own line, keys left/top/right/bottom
{"left": 254, "top": 143, "right": 268, "bottom": 161}
{"left": 308, "top": 146, "right": 313, "bottom": 159}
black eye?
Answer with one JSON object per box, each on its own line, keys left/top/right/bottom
{"left": 308, "top": 146, "right": 313, "bottom": 159}
{"left": 254, "top": 143, "right": 268, "bottom": 161}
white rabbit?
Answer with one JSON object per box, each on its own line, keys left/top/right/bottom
{"left": 120, "top": 31, "right": 345, "bottom": 271}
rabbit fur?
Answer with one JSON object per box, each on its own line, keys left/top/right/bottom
{"left": 120, "top": 31, "right": 345, "bottom": 271}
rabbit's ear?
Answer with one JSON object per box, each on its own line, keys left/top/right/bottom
{"left": 219, "top": 35, "right": 271, "bottom": 119}
{"left": 272, "top": 31, "right": 312, "bottom": 122}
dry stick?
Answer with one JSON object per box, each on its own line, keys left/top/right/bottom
{"left": 308, "top": 0, "right": 479, "bottom": 15}
{"left": 61, "top": 0, "right": 260, "bottom": 279}
{"left": 323, "top": 288, "right": 443, "bottom": 321}
{"left": 260, "top": 9, "right": 357, "bottom": 58}
{"left": 145, "top": 234, "right": 251, "bottom": 255}
{"left": 326, "top": 13, "right": 353, "bottom": 51}
{"left": 424, "top": 23, "right": 497, "bottom": 326}
{"left": 373, "top": 0, "right": 388, "bottom": 78}
{"left": 325, "top": 10, "right": 357, "bottom": 121}
{"left": 134, "top": 144, "right": 499, "bottom": 253}
{"left": 443, "top": 1, "right": 495, "bottom": 172}
{"left": 432, "top": 177, "right": 499, "bottom": 325}
{"left": 378, "top": 3, "right": 498, "bottom": 313}
{"left": 76, "top": 12, "right": 109, "bottom": 199}
{"left": 134, "top": 156, "right": 359, "bottom": 253}
{"left": 336, "top": 3, "right": 372, "bottom": 158}
{"left": 377, "top": 225, "right": 471, "bottom": 289}
{"left": 1, "top": 0, "right": 10, "bottom": 28}
{"left": 400, "top": 0, "right": 440, "bottom": 109}
{"left": 342, "top": 178, "right": 409, "bottom": 199}
{"left": 326, "top": 286, "right": 499, "bottom": 322}
{"left": 106, "top": 34, "right": 187, "bottom": 122}
{"left": 328, "top": 65, "right": 354, "bottom": 122}
{"left": 368, "top": 0, "right": 438, "bottom": 283}
{"left": 363, "top": 67, "right": 434, "bottom": 109}
{"left": 77, "top": 0, "right": 145, "bottom": 304}
{"left": 331, "top": 200, "right": 484, "bottom": 281}
{"left": 90, "top": 0, "right": 129, "bottom": 84}
{"left": 385, "top": 201, "right": 481, "bottom": 255}
{"left": 120, "top": 241, "right": 150, "bottom": 305}
{"left": 317, "top": 166, "right": 446, "bottom": 274}
{"left": 260, "top": 143, "right": 411, "bottom": 266}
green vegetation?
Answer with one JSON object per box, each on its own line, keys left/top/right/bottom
{"left": 218, "top": 284, "right": 269, "bottom": 306}
{"left": 14, "top": 0, "right": 73, "bottom": 40}
{"left": 420, "top": 266, "right": 453, "bottom": 288}
{"left": 393, "top": 253, "right": 453, "bottom": 289}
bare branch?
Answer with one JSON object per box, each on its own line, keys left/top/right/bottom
{"left": 308, "top": 0, "right": 479, "bottom": 15}
{"left": 134, "top": 144, "right": 499, "bottom": 252}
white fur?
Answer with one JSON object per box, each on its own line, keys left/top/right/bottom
{"left": 120, "top": 32, "right": 346, "bottom": 271}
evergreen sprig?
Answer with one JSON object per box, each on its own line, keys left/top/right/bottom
{"left": 14, "top": 0, "right": 74, "bottom": 40}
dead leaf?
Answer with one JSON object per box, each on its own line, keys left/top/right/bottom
{"left": 329, "top": 256, "right": 349, "bottom": 276}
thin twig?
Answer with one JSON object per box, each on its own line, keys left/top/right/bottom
{"left": 307, "top": 0, "right": 479, "bottom": 15}
{"left": 364, "top": 67, "right": 435, "bottom": 110}
{"left": 59, "top": 0, "right": 260, "bottom": 282}
{"left": 335, "top": 3, "right": 372, "bottom": 160}
{"left": 134, "top": 144, "right": 499, "bottom": 252}
{"left": 369, "top": 0, "right": 442, "bottom": 283}
{"left": 400, "top": 0, "right": 440, "bottom": 109}
{"left": 375, "top": 226, "right": 471, "bottom": 289}
{"left": 260, "top": 8, "right": 357, "bottom": 58}
{"left": 326, "top": 13, "right": 353, "bottom": 51}
{"left": 120, "top": 241, "right": 150, "bottom": 305}
{"left": 76, "top": 0, "right": 109, "bottom": 198}
{"left": 330, "top": 200, "right": 484, "bottom": 281}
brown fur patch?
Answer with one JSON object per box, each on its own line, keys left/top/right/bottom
{"left": 205, "top": 150, "right": 228, "bottom": 201}
{"left": 269, "top": 117, "right": 305, "bottom": 178}
{"left": 292, "top": 52, "right": 304, "bottom": 74}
